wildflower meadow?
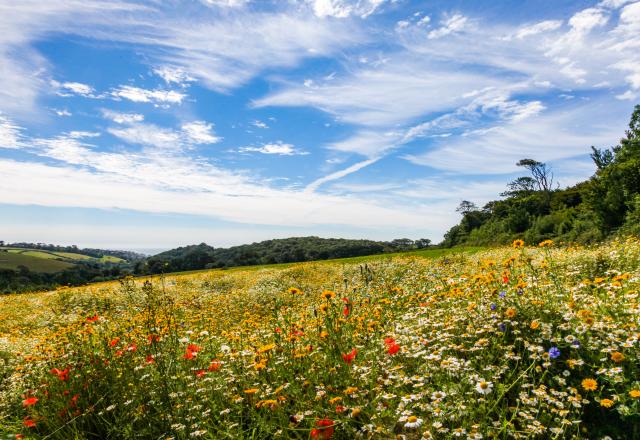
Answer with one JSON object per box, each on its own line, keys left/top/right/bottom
{"left": 1, "top": 238, "right": 639, "bottom": 439}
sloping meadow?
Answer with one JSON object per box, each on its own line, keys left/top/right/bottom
{"left": 1, "top": 239, "right": 639, "bottom": 439}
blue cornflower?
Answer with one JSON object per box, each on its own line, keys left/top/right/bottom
{"left": 490, "top": 303, "right": 497, "bottom": 311}
{"left": 498, "top": 323, "right": 506, "bottom": 332}
{"left": 548, "top": 346, "right": 561, "bottom": 359}
{"left": 499, "top": 291, "right": 507, "bottom": 298}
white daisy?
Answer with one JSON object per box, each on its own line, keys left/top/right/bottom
{"left": 404, "top": 415, "right": 423, "bottom": 429}
{"left": 475, "top": 379, "right": 493, "bottom": 395}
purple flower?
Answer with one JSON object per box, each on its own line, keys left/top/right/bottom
{"left": 498, "top": 323, "right": 506, "bottom": 332}
{"left": 490, "top": 303, "right": 497, "bottom": 311}
{"left": 499, "top": 291, "right": 507, "bottom": 298}
{"left": 548, "top": 347, "right": 561, "bottom": 359}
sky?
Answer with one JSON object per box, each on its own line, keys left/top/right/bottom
{"left": 0, "top": 0, "right": 639, "bottom": 252}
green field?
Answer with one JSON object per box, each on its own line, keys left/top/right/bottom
{"left": 0, "top": 248, "right": 124, "bottom": 272}
{"left": 0, "top": 251, "right": 75, "bottom": 273}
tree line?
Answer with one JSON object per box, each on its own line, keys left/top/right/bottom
{"left": 443, "top": 104, "right": 640, "bottom": 247}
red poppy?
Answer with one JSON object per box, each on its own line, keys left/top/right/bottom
{"left": 342, "top": 348, "right": 357, "bottom": 365}
{"left": 183, "top": 349, "right": 195, "bottom": 360}
{"left": 187, "top": 344, "right": 202, "bottom": 352}
{"left": 195, "top": 369, "right": 206, "bottom": 378}
{"left": 503, "top": 276, "right": 509, "bottom": 284}
{"left": 127, "top": 344, "right": 137, "bottom": 352}
{"left": 275, "top": 327, "right": 282, "bottom": 333}
{"left": 342, "top": 306, "right": 350, "bottom": 317}
{"left": 147, "top": 334, "right": 161, "bottom": 343}
{"left": 23, "top": 418, "right": 36, "bottom": 428}
{"left": 15, "top": 435, "right": 25, "bottom": 439}
{"left": 109, "top": 337, "right": 120, "bottom": 347}
{"left": 335, "top": 405, "right": 345, "bottom": 413}
{"left": 384, "top": 337, "right": 396, "bottom": 345}
{"left": 208, "top": 359, "right": 221, "bottom": 372}
{"left": 50, "top": 367, "right": 70, "bottom": 381}
{"left": 387, "top": 343, "right": 400, "bottom": 355}
{"left": 70, "top": 394, "right": 80, "bottom": 407}
{"left": 145, "top": 355, "right": 155, "bottom": 364}
{"left": 86, "top": 314, "right": 99, "bottom": 322}
{"left": 22, "top": 397, "right": 38, "bottom": 407}
{"left": 311, "top": 419, "right": 335, "bottom": 439}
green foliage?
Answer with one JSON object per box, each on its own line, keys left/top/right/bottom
{"left": 138, "top": 237, "right": 437, "bottom": 275}
{"left": 444, "top": 104, "right": 640, "bottom": 247}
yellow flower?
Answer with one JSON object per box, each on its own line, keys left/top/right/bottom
{"left": 600, "top": 398, "right": 614, "bottom": 408}
{"left": 350, "top": 407, "right": 362, "bottom": 418}
{"left": 329, "top": 397, "right": 342, "bottom": 404}
{"left": 582, "top": 378, "right": 597, "bottom": 391}
{"left": 287, "top": 287, "right": 302, "bottom": 295}
{"left": 258, "top": 343, "right": 276, "bottom": 354}
{"left": 629, "top": 390, "right": 640, "bottom": 398}
{"left": 504, "top": 308, "right": 517, "bottom": 318}
{"left": 344, "top": 386, "right": 359, "bottom": 395}
{"left": 512, "top": 239, "right": 524, "bottom": 248}
{"left": 244, "top": 388, "right": 259, "bottom": 395}
{"left": 538, "top": 239, "right": 553, "bottom": 247}
{"left": 321, "top": 290, "right": 336, "bottom": 300}
{"left": 530, "top": 321, "right": 540, "bottom": 330}
{"left": 610, "top": 351, "right": 625, "bottom": 363}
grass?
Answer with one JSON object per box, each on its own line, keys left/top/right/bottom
{"left": 0, "top": 251, "right": 75, "bottom": 273}
{"left": 1, "top": 238, "right": 639, "bottom": 439}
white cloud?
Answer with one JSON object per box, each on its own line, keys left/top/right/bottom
{"left": 111, "top": 86, "right": 186, "bottom": 105}
{"left": 108, "top": 120, "right": 220, "bottom": 150}
{"left": 181, "top": 121, "right": 221, "bottom": 144}
{"left": 252, "top": 120, "right": 269, "bottom": 129}
{"left": 57, "top": 81, "right": 94, "bottom": 97}
{"left": 54, "top": 109, "right": 72, "bottom": 117}
{"left": 306, "top": 156, "right": 380, "bottom": 192}
{"left": 102, "top": 109, "right": 145, "bottom": 124}
{"left": 202, "top": 0, "right": 248, "bottom": 7}
{"left": 404, "top": 101, "right": 627, "bottom": 175}
{"left": 0, "top": 114, "right": 23, "bottom": 149}
{"left": 514, "top": 20, "right": 563, "bottom": 39}
{"left": 428, "top": 14, "right": 468, "bottom": 39}
{"left": 153, "top": 66, "right": 194, "bottom": 85}
{"left": 310, "top": 0, "right": 387, "bottom": 19}
{"left": 239, "top": 141, "right": 305, "bottom": 155}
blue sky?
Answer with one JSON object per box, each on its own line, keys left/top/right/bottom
{"left": 0, "top": 0, "right": 638, "bottom": 252}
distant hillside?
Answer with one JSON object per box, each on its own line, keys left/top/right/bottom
{"left": 0, "top": 251, "right": 75, "bottom": 273}
{"left": 0, "top": 243, "right": 142, "bottom": 294}
{"left": 1, "top": 242, "right": 145, "bottom": 262}
{"left": 137, "top": 236, "right": 433, "bottom": 274}
{"left": 443, "top": 104, "right": 640, "bottom": 247}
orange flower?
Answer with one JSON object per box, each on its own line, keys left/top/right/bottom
{"left": 582, "top": 378, "right": 597, "bottom": 391}
{"left": 512, "top": 239, "right": 524, "bottom": 248}
{"left": 504, "top": 308, "right": 517, "bottom": 318}
{"left": 600, "top": 398, "right": 614, "bottom": 408}
{"left": 610, "top": 352, "right": 625, "bottom": 363}
{"left": 629, "top": 390, "right": 640, "bottom": 398}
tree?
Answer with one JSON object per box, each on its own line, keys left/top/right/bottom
{"left": 415, "top": 238, "right": 432, "bottom": 249}
{"left": 590, "top": 146, "right": 615, "bottom": 170}
{"left": 456, "top": 200, "right": 478, "bottom": 214}
{"left": 516, "top": 159, "right": 554, "bottom": 193}
{"left": 501, "top": 176, "right": 537, "bottom": 197}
